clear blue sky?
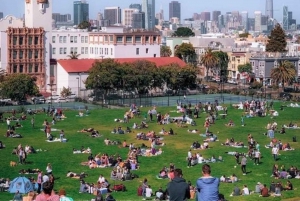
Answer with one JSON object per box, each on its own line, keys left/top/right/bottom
{"left": 2, "top": 0, "right": 300, "bottom": 22}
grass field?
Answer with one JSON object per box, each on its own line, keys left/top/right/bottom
{"left": 1, "top": 101, "right": 300, "bottom": 201}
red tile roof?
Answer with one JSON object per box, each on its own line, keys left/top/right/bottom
{"left": 57, "top": 57, "right": 186, "bottom": 73}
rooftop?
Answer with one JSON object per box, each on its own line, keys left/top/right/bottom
{"left": 57, "top": 57, "right": 187, "bottom": 73}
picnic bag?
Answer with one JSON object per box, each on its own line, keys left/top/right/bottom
{"left": 113, "top": 184, "right": 126, "bottom": 191}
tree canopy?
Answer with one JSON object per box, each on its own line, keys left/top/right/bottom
{"left": 271, "top": 60, "right": 296, "bottom": 87}
{"left": 78, "top": 21, "right": 91, "bottom": 30}
{"left": 0, "top": 74, "right": 39, "bottom": 101}
{"left": 173, "top": 27, "right": 195, "bottom": 37}
{"left": 67, "top": 52, "right": 81, "bottom": 59}
{"left": 200, "top": 48, "right": 219, "bottom": 81}
{"left": 238, "top": 63, "right": 252, "bottom": 74}
{"left": 160, "top": 46, "right": 172, "bottom": 57}
{"left": 60, "top": 87, "right": 72, "bottom": 98}
{"left": 266, "top": 24, "right": 287, "bottom": 52}
{"left": 174, "top": 43, "right": 196, "bottom": 63}
{"left": 239, "top": 33, "right": 250, "bottom": 38}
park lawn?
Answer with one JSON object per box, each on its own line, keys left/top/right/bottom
{"left": 0, "top": 102, "right": 300, "bottom": 201}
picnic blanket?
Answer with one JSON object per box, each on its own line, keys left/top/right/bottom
{"left": 40, "top": 128, "right": 59, "bottom": 132}
{"left": 46, "top": 138, "right": 67, "bottom": 142}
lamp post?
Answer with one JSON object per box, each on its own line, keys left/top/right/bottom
{"left": 76, "top": 77, "right": 79, "bottom": 99}
{"left": 47, "top": 83, "right": 56, "bottom": 109}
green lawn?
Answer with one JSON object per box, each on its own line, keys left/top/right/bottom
{"left": 1, "top": 102, "right": 300, "bottom": 201}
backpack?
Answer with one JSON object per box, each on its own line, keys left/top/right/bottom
{"left": 113, "top": 184, "right": 126, "bottom": 191}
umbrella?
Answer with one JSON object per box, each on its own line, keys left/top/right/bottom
{"left": 8, "top": 176, "right": 34, "bottom": 194}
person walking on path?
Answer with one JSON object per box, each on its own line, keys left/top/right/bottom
{"left": 241, "top": 155, "right": 247, "bottom": 175}
{"left": 196, "top": 164, "right": 220, "bottom": 201}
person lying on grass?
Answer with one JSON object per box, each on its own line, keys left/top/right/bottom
{"left": 78, "top": 128, "right": 94, "bottom": 133}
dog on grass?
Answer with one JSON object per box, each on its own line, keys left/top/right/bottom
{"left": 10, "top": 161, "right": 17, "bottom": 167}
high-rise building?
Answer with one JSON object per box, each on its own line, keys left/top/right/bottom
{"left": 52, "top": 13, "right": 71, "bottom": 22}
{"left": 241, "top": 11, "right": 249, "bottom": 32}
{"left": 212, "top": 11, "right": 221, "bottom": 22}
{"left": 129, "top": 4, "right": 142, "bottom": 12}
{"left": 283, "top": 6, "right": 288, "bottom": 30}
{"left": 0, "top": 12, "right": 3, "bottom": 19}
{"left": 132, "top": 11, "right": 145, "bottom": 29}
{"left": 248, "top": 18, "right": 255, "bottom": 31}
{"left": 200, "top": 12, "right": 210, "bottom": 21}
{"left": 122, "top": 8, "right": 135, "bottom": 26}
{"left": 142, "top": 0, "right": 155, "bottom": 30}
{"left": 218, "top": 14, "right": 224, "bottom": 31}
{"left": 73, "top": 0, "right": 89, "bottom": 26}
{"left": 265, "top": 0, "right": 273, "bottom": 18}
{"left": 254, "top": 11, "right": 262, "bottom": 32}
{"left": 104, "top": 7, "right": 121, "bottom": 25}
{"left": 169, "top": 1, "right": 181, "bottom": 21}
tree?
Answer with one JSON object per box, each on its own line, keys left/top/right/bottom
{"left": 213, "top": 51, "right": 229, "bottom": 79}
{"left": 173, "top": 27, "right": 195, "bottom": 37}
{"left": 0, "top": 74, "right": 39, "bottom": 101}
{"left": 266, "top": 24, "right": 287, "bottom": 52}
{"left": 160, "top": 46, "right": 172, "bottom": 57}
{"left": 78, "top": 20, "right": 91, "bottom": 30}
{"left": 174, "top": 43, "right": 196, "bottom": 63}
{"left": 67, "top": 52, "right": 81, "bottom": 59}
{"left": 200, "top": 48, "right": 219, "bottom": 81}
{"left": 238, "top": 63, "right": 252, "bottom": 74}
{"left": 239, "top": 33, "right": 250, "bottom": 38}
{"left": 60, "top": 87, "right": 72, "bottom": 98}
{"left": 271, "top": 60, "right": 296, "bottom": 87}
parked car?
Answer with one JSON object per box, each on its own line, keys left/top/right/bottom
{"left": 67, "top": 94, "right": 77, "bottom": 99}
{"left": 54, "top": 97, "right": 69, "bottom": 103}
{"left": 32, "top": 96, "right": 45, "bottom": 104}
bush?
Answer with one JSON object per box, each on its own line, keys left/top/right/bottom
{"left": 250, "top": 81, "right": 263, "bottom": 89}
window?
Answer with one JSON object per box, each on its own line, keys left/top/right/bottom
{"left": 74, "top": 47, "right": 78, "bottom": 54}
{"left": 153, "top": 36, "right": 157, "bottom": 42}
{"left": 19, "top": 65, "right": 23, "bottom": 73}
{"left": 34, "top": 37, "right": 38, "bottom": 45}
{"left": 110, "top": 36, "right": 113, "bottom": 42}
{"left": 63, "top": 48, "right": 67, "bottom": 54}
{"left": 105, "top": 48, "right": 108, "bottom": 55}
{"left": 59, "top": 48, "right": 63, "bottom": 54}
{"left": 85, "top": 36, "right": 88, "bottom": 43}
{"left": 154, "top": 54, "right": 156, "bottom": 57}
{"left": 81, "top": 36, "right": 84, "bottom": 43}
{"left": 29, "top": 50, "right": 32, "bottom": 58}
{"left": 81, "top": 47, "right": 84, "bottom": 54}
{"left": 70, "top": 36, "right": 74, "bottom": 43}
{"left": 28, "top": 37, "right": 32, "bottom": 45}
{"left": 135, "top": 36, "right": 141, "bottom": 42}
{"left": 59, "top": 36, "right": 63, "bottom": 43}
{"left": 85, "top": 47, "right": 88, "bottom": 54}
{"left": 34, "top": 50, "right": 38, "bottom": 59}
{"left": 52, "top": 48, "right": 56, "bottom": 55}
{"left": 19, "top": 51, "right": 23, "bottom": 59}
{"left": 146, "top": 48, "right": 148, "bottom": 53}
{"left": 74, "top": 36, "right": 77, "bottom": 43}
{"left": 35, "top": 65, "right": 39, "bottom": 73}
{"left": 19, "top": 37, "right": 23, "bottom": 45}
{"left": 117, "top": 36, "right": 123, "bottom": 43}
{"left": 136, "top": 48, "right": 139, "bottom": 55}
{"left": 105, "top": 36, "right": 108, "bottom": 42}
{"left": 28, "top": 64, "right": 32, "bottom": 73}
{"left": 70, "top": 47, "right": 74, "bottom": 54}
{"left": 52, "top": 36, "right": 56, "bottom": 43}
{"left": 13, "top": 51, "right": 17, "bottom": 59}
{"left": 126, "top": 36, "right": 132, "bottom": 43}
{"left": 63, "top": 36, "right": 66, "bottom": 43}
{"left": 13, "top": 37, "right": 17, "bottom": 45}
{"left": 146, "top": 36, "right": 149, "bottom": 42}
{"left": 232, "top": 57, "right": 235, "bottom": 61}
{"left": 111, "top": 48, "right": 113, "bottom": 55}
{"left": 13, "top": 65, "right": 17, "bottom": 73}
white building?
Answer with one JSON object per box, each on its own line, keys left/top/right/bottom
{"left": 51, "top": 29, "right": 90, "bottom": 60}
{"left": 122, "top": 8, "right": 135, "bottom": 27}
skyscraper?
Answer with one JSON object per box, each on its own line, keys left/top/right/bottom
{"left": 200, "top": 12, "right": 210, "bottom": 21}
{"left": 142, "top": 0, "right": 155, "bottom": 30}
{"left": 132, "top": 10, "right": 145, "bottom": 29}
{"left": 73, "top": 0, "right": 89, "bottom": 26}
{"left": 122, "top": 8, "right": 135, "bottom": 26}
{"left": 169, "top": 1, "right": 181, "bottom": 21}
{"left": 52, "top": 13, "right": 71, "bottom": 22}
{"left": 212, "top": 11, "right": 221, "bottom": 22}
{"left": 283, "top": 6, "right": 288, "bottom": 30}
{"left": 0, "top": 12, "right": 3, "bottom": 19}
{"left": 241, "top": 11, "right": 249, "bottom": 32}
{"left": 265, "top": 0, "right": 273, "bottom": 18}
{"left": 254, "top": 11, "right": 262, "bottom": 32}
{"left": 104, "top": 7, "right": 121, "bottom": 25}
{"left": 129, "top": 4, "right": 142, "bottom": 12}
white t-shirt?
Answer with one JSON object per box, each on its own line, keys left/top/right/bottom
{"left": 272, "top": 147, "right": 278, "bottom": 155}
{"left": 98, "top": 176, "right": 105, "bottom": 183}
{"left": 145, "top": 187, "right": 152, "bottom": 198}
{"left": 243, "top": 187, "right": 250, "bottom": 195}
{"left": 255, "top": 151, "right": 260, "bottom": 158}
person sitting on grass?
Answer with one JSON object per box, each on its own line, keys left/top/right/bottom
{"left": 47, "top": 133, "right": 53, "bottom": 141}
{"left": 284, "top": 180, "right": 293, "bottom": 190}
{"left": 168, "top": 128, "right": 174, "bottom": 135}
{"left": 226, "top": 119, "right": 235, "bottom": 127}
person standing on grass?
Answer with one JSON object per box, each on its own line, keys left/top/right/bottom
{"left": 254, "top": 149, "right": 260, "bottom": 165}
{"left": 167, "top": 169, "right": 190, "bottom": 201}
{"left": 37, "top": 171, "right": 43, "bottom": 194}
{"left": 241, "top": 155, "right": 247, "bottom": 175}
{"left": 272, "top": 146, "right": 279, "bottom": 161}
{"left": 187, "top": 150, "right": 192, "bottom": 168}
{"left": 31, "top": 117, "right": 35, "bottom": 128}
{"left": 196, "top": 164, "right": 220, "bottom": 201}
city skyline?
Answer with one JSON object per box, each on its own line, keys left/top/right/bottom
{"left": 1, "top": 0, "right": 300, "bottom": 22}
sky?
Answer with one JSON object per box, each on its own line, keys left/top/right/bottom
{"left": 1, "top": 0, "right": 300, "bottom": 22}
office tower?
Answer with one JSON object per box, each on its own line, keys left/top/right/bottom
{"left": 0, "top": 12, "right": 3, "bottom": 19}
{"left": 283, "top": 6, "right": 288, "bottom": 30}
{"left": 193, "top": 13, "right": 200, "bottom": 20}
{"left": 218, "top": 14, "right": 224, "bottom": 31}
{"left": 200, "top": 12, "right": 210, "bottom": 21}
{"left": 248, "top": 18, "right": 255, "bottom": 31}
{"left": 254, "top": 11, "right": 262, "bottom": 32}
{"left": 156, "top": 6, "right": 164, "bottom": 22}
{"left": 52, "top": 13, "right": 71, "bottom": 22}
{"left": 132, "top": 10, "right": 145, "bottom": 29}
{"left": 241, "top": 11, "right": 249, "bottom": 32}
{"left": 142, "top": 0, "right": 155, "bottom": 30}
{"left": 73, "top": 0, "right": 89, "bottom": 25}
{"left": 212, "top": 11, "right": 221, "bottom": 22}
{"left": 265, "top": 0, "right": 273, "bottom": 18}
{"left": 129, "top": 4, "right": 142, "bottom": 12}
{"left": 169, "top": 1, "right": 181, "bottom": 21}
{"left": 104, "top": 7, "right": 121, "bottom": 25}
{"left": 122, "top": 8, "right": 135, "bottom": 26}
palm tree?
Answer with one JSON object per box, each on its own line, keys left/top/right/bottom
{"left": 271, "top": 60, "right": 296, "bottom": 88}
{"left": 67, "top": 52, "right": 81, "bottom": 59}
{"left": 200, "top": 48, "right": 219, "bottom": 81}
{"left": 160, "top": 46, "right": 172, "bottom": 57}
